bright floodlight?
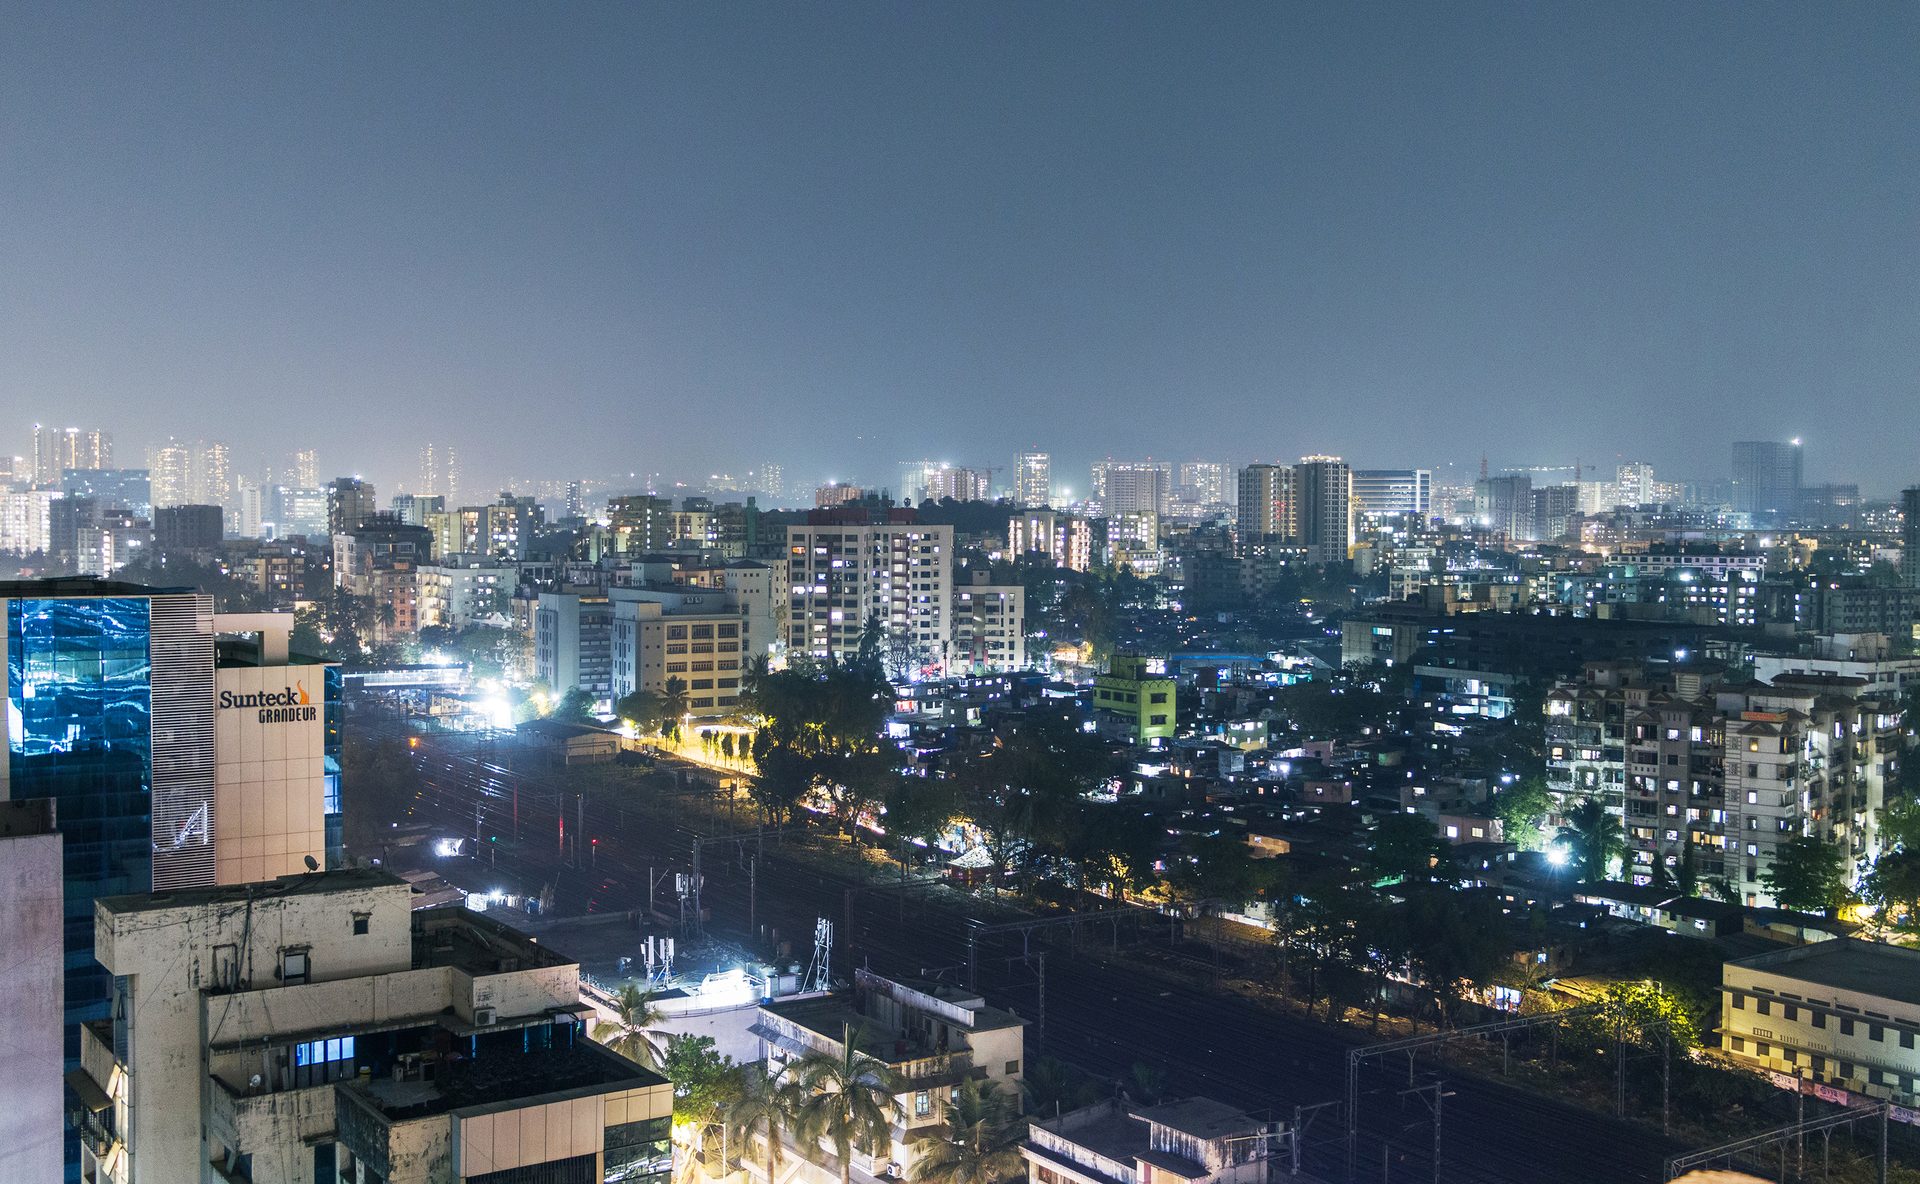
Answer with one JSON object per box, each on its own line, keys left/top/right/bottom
{"left": 1547, "top": 846, "right": 1571, "bottom": 867}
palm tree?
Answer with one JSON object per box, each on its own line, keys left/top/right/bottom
{"left": 731, "top": 1062, "right": 802, "bottom": 1184}
{"left": 1555, "top": 797, "right": 1625, "bottom": 883}
{"left": 910, "top": 1079, "right": 1024, "bottom": 1184}
{"left": 792, "top": 1029, "right": 905, "bottom": 1184}
{"left": 661, "top": 675, "right": 691, "bottom": 738}
{"left": 595, "top": 983, "right": 668, "bottom": 1069}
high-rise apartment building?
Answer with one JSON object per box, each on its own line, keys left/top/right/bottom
{"left": 333, "top": 515, "right": 432, "bottom": 641}
{"left": 1474, "top": 474, "right": 1534, "bottom": 540}
{"left": 1016, "top": 451, "right": 1052, "bottom": 508}
{"left": 1731, "top": 439, "right": 1803, "bottom": 525}
{"left": 145, "top": 439, "right": 231, "bottom": 509}
{"left": 77, "top": 868, "right": 669, "bottom": 1184}
{"left": 786, "top": 507, "right": 953, "bottom": 676}
{"left": 1545, "top": 664, "right": 1900, "bottom": 904}
{"left": 608, "top": 494, "right": 674, "bottom": 554}
{"left": 758, "top": 462, "right": 783, "bottom": 500}
{"left": 1176, "top": 461, "right": 1230, "bottom": 509}
{"left": 291, "top": 448, "right": 318, "bottom": 489}
{"left": 0, "top": 488, "right": 62, "bottom": 554}
{"left": 814, "top": 482, "right": 864, "bottom": 508}
{"left": 1351, "top": 469, "right": 1432, "bottom": 523}
{"left": 324, "top": 476, "right": 378, "bottom": 535}
{"left": 1615, "top": 462, "right": 1656, "bottom": 507}
{"left": 1531, "top": 483, "right": 1580, "bottom": 542}
{"left": 32, "top": 425, "right": 112, "bottom": 485}
{"left": 146, "top": 437, "right": 193, "bottom": 507}
{"left": 1103, "top": 462, "right": 1170, "bottom": 517}
{"left": 953, "top": 570, "right": 1026, "bottom": 673}
{"left": 1235, "top": 464, "right": 1294, "bottom": 545}
{"left": 1902, "top": 487, "right": 1920, "bottom": 588}
{"left": 1008, "top": 509, "right": 1094, "bottom": 572}
{"left": 915, "top": 463, "right": 991, "bottom": 503}
{"left": 1293, "top": 456, "right": 1352, "bottom": 564}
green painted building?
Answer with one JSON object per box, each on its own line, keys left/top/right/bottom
{"left": 1092, "top": 653, "right": 1177, "bottom": 745}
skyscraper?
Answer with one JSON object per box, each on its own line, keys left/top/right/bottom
{"left": 291, "top": 447, "right": 319, "bottom": 488}
{"left": 1293, "top": 456, "right": 1353, "bottom": 564}
{"left": 1015, "top": 451, "right": 1051, "bottom": 508}
{"left": 32, "top": 425, "right": 111, "bottom": 484}
{"left": 145, "top": 437, "right": 193, "bottom": 507}
{"left": 1730, "top": 439, "right": 1803, "bottom": 524}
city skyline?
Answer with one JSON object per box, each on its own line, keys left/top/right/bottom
{"left": 4, "top": 5, "right": 1915, "bottom": 493}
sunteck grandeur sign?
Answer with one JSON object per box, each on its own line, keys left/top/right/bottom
{"left": 218, "top": 682, "right": 318, "bottom": 724}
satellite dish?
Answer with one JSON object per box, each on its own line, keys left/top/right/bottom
{"left": 304, "top": 855, "right": 320, "bottom": 872}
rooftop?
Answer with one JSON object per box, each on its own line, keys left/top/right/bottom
{"left": 1136, "top": 1097, "right": 1264, "bottom": 1141}
{"left": 346, "top": 1036, "right": 660, "bottom": 1121}
{"left": 1730, "top": 938, "right": 1920, "bottom": 1007}
{"left": 0, "top": 576, "right": 190, "bottom": 598}
{"left": 98, "top": 866, "right": 403, "bottom": 914}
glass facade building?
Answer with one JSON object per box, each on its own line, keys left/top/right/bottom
{"left": 5, "top": 595, "right": 156, "bottom": 1053}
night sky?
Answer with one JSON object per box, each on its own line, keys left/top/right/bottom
{"left": 3, "top": 4, "right": 1915, "bottom": 496}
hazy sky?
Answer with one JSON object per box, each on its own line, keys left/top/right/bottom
{"left": 3, "top": 4, "right": 1915, "bottom": 497}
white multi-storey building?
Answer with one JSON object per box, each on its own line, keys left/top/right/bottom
{"left": 750, "top": 970, "right": 1025, "bottom": 1184}
{"left": 417, "top": 553, "right": 516, "bottom": 630}
{"left": 952, "top": 571, "right": 1026, "bottom": 673}
{"left": 786, "top": 509, "right": 952, "bottom": 676}
{"left": 1009, "top": 510, "right": 1093, "bottom": 572}
{"left": 78, "top": 868, "right": 669, "bottom": 1184}
{"left": 1015, "top": 451, "right": 1052, "bottom": 508}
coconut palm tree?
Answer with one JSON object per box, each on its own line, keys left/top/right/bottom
{"left": 661, "top": 675, "right": 691, "bottom": 738}
{"left": 730, "top": 1062, "right": 802, "bottom": 1184}
{"left": 595, "top": 983, "right": 668, "bottom": 1069}
{"left": 792, "top": 1029, "right": 905, "bottom": 1184}
{"left": 909, "top": 1079, "right": 1024, "bottom": 1184}
{"left": 1555, "top": 797, "right": 1625, "bottom": 883}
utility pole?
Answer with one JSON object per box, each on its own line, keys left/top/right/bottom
{"left": 1036, "top": 951, "right": 1046, "bottom": 1053}
{"left": 749, "top": 853, "right": 758, "bottom": 942}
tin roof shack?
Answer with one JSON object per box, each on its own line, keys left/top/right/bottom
{"left": 82, "top": 868, "right": 667, "bottom": 1184}
{"left": 1023, "top": 1097, "right": 1272, "bottom": 1184}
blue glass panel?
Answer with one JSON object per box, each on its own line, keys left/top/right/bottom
{"left": 7, "top": 597, "right": 155, "bottom": 1063}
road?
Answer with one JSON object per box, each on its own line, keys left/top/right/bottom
{"left": 355, "top": 704, "right": 1693, "bottom": 1184}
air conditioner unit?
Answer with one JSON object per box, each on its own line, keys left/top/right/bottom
{"left": 473, "top": 1006, "right": 497, "bottom": 1027}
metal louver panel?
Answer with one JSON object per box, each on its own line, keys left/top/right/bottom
{"left": 149, "top": 592, "right": 216, "bottom": 891}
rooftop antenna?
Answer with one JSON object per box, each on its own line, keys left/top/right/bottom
{"left": 804, "top": 917, "right": 833, "bottom": 994}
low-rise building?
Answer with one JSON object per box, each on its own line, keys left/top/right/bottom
{"left": 77, "top": 868, "right": 670, "bottom": 1184}
{"left": 1092, "top": 654, "right": 1176, "bottom": 746}
{"left": 1023, "top": 1098, "right": 1271, "bottom": 1184}
{"left": 1722, "top": 939, "right": 1920, "bottom": 1104}
{"left": 748, "top": 969, "right": 1026, "bottom": 1184}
